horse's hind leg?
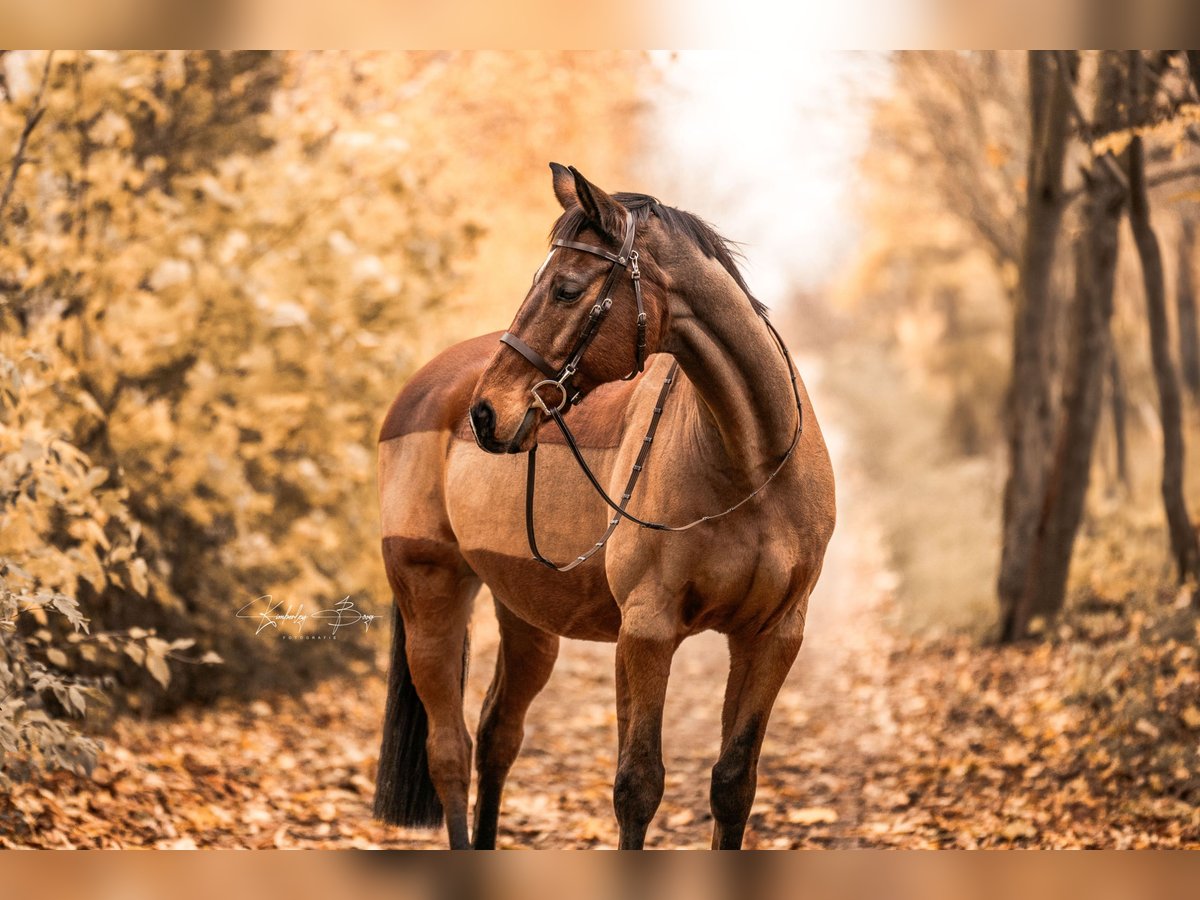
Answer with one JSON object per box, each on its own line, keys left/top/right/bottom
{"left": 378, "top": 537, "right": 479, "bottom": 849}
{"left": 710, "top": 610, "right": 805, "bottom": 849}
{"left": 471, "top": 599, "right": 559, "bottom": 849}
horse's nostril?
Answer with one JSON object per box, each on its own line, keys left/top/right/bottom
{"left": 470, "top": 399, "right": 495, "bottom": 442}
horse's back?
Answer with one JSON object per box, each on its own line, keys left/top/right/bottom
{"left": 379, "top": 332, "right": 501, "bottom": 445}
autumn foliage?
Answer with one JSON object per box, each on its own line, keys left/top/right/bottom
{"left": 0, "top": 51, "right": 642, "bottom": 783}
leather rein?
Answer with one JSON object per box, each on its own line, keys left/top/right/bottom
{"left": 498, "top": 210, "right": 804, "bottom": 572}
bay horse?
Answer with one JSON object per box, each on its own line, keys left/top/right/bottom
{"left": 374, "top": 164, "right": 836, "bottom": 849}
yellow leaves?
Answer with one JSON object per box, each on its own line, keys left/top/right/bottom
{"left": 126, "top": 558, "right": 149, "bottom": 598}
{"left": 1000, "top": 742, "right": 1030, "bottom": 768}
{"left": 45, "top": 648, "right": 68, "bottom": 667}
{"left": 786, "top": 806, "right": 839, "bottom": 826}
{"left": 195, "top": 175, "right": 242, "bottom": 211}
{"left": 1000, "top": 819, "right": 1039, "bottom": 841}
{"left": 161, "top": 51, "right": 187, "bottom": 91}
{"left": 69, "top": 544, "right": 107, "bottom": 594}
{"left": 147, "top": 258, "right": 192, "bottom": 292}
{"left": 144, "top": 637, "right": 171, "bottom": 689}
{"left": 984, "top": 141, "right": 1010, "bottom": 169}
{"left": 88, "top": 111, "right": 132, "bottom": 149}
{"left": 1091, "top": 103, "right": 1200, "bottom": 161}
{"left": 68, "top": 517, "right": 110, "bottom": 553}
{"left": 1134, "top": 719, "right": 1161, "bottom": 741}
{"left": 0, "top": 51, "right": 637, "bottom": 781}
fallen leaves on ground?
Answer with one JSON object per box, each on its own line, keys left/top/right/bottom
{"left": 1, "top": 506, "right": 1196, "bottom": 849}
{"left": 0, "top": 582, "right": 1196, "bottom": 848}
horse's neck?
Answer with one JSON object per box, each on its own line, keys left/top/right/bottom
{"left": 662, "top": 256, "right": 795, "bottom": 483}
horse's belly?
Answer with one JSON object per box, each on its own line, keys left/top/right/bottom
{"left": 445, "top": 437, "right": 622, "bottom": 641}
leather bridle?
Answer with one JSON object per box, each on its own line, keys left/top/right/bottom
{"left": 496, "top": 209, "right": 804, "bottom": 572}
{"left": 499, "top": 209, "right": 647, "bottom": 415}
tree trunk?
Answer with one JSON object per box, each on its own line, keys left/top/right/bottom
{"left": 1003, "top": 51, "right": 1126, "bottom": 641}
{"left": 1109, "top": 350, "right": 1129, "bottom": 489}
{"left": 1129, "top": 127, "right": 1200, "bottom": 582}
{"left": 1186, "top": 50, "right": 1200, "bottom": 99}
{"left": 997, "top": 51, "right": 1076, "bottom": 638}
{"left": 1176, "top": 217, "right": 1200, "bottom": 400}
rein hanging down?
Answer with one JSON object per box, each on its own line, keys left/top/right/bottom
{"left": 498, "top": 210, "right": 805, "bottom": 572}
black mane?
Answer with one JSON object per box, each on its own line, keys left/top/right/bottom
{"left": 550, "top": 192, "right": 767, "bottom": 316}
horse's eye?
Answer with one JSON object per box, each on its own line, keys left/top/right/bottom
{"left": 554, "top": 285, "right": 583, "bottom": 304}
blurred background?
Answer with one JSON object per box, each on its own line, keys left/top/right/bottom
{"left": 2, "top": 51, "right": 1198, "bottom": 849}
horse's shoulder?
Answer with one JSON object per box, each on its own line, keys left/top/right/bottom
{"left": 379, "top": 332, "right": 501, "bottom": 442}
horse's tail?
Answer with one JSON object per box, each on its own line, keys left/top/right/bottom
{"left": 374, "top": 603, "right": 448, "bottom": 828}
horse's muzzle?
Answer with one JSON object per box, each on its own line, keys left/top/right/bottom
{"left": 470, "top": 400, "right": 538, "bottom": 454}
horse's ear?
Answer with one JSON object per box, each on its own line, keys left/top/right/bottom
{"left": 568, "top": 166, "right": 624, "bottom": 240}
{"left": 550, "top": 162, "right": 577, "bottom": 210}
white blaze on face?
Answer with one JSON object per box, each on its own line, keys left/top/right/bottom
{"left": 532, "top": 248, "right": 558, "bottom": 286}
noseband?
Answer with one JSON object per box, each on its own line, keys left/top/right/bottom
{"left": 499, "top": 210, "right": 646, "bottom": 413}
{"left": 496, "top": 208, "right": 803, "bottom": 572}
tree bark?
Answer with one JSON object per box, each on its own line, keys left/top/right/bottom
{"left": 1109, "top": 350, "right": 1129, "bottom": 489}
{"left": 997, "top": 52, "right": 1077, "bottom": 638}
{"left": 1002, "top": 51, "right": 1126, "bottom": 641}
{"left": 1176, "top": 217, "right": 1200, "bottom": 400}
{"left": 1128, "top": 125, "right": 1200, "bottom": 582}
{"left": 1186, "top": 50, "right": 1200, "bottom": 100}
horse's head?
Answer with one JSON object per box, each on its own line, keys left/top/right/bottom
{"left": 469, "top": 164, "right": 668, "bottom": 454}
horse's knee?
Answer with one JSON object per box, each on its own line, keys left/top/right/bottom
{"left": 710, "top": 758, "right": 755, "bottom": 827}
{"left": 710, "top": 727, "right": 759, "bottom": 826}
{"left": 614, "top": 750, "right": 665, "bottom": 828}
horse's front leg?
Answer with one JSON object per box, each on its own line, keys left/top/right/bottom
{"left": 612, "top": 604, "right": 679, "bottom": 850}
{"left": 710, "top": 607, "right": 805, "bottom": 849}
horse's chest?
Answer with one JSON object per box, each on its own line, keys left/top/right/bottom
{"left": 444, "top": 438, "right": 625, "bottom": 640}
{"left": 607, "top": 513, "right": 801, "bottom": 635}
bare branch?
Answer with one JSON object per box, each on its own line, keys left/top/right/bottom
{"left": 1053, "top": 50, "right": 1131, "bottom": 194}
{"left": 1064, "top": 158, "right": 1200, "bottom": 204}
{"left": 0, "top": 51, "right": 54, "bottom": 244}
{"left": 900, "top": 52, "right": 1022, "bottom": 267}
